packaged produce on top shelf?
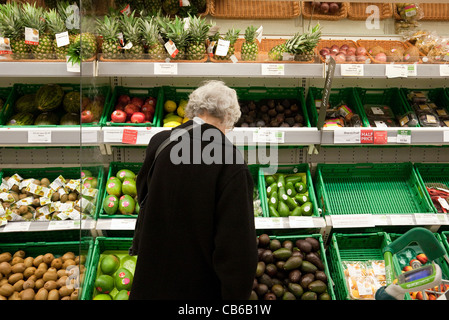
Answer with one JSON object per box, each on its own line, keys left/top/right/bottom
{"left": 309, "top": 2, "right": 343, "bottom": 15}
{"left": 314, "top": 99, "right": 362, "bottom": 128}
{"left": 0, "top": 249, "right": 86, "bottom": 300}
{"left": 0, "top": 169, "right": 99, "bottom": 222}
{"left": 342, "top": 260, "right": 386, "bottom": 300}
{"left": 394, "top": 3, "right": 424, "bottom": 35}
{"left": 252, "top": 234, "right": 332, "bottom": 300}
{"left": 406, "top": 31, "right": 449, "bottom": 64}
{"left": 363, "top": 103, "right": 420, "bottom": 128}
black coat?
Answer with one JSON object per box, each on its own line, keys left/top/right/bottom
{"left": 129, "top": 120, "right": 258, "bottom": 300}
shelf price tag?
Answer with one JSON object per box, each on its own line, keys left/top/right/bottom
{"left": 214, "top": 39, "right": 230, "bottom": 57}
{"left": 385, "top": 64, "right": 408, "bottom": 78}
{"left": 254, "top": 217, "right": 287, "bottom": 229}
{"left": 261, "top": 64, "right": 285, "bottom": 76}
{"left": 110, "top": 218, "right": 136, "bottom": 230}
{"left": 397, "top": 129, "right": 411, "bottom": 144}
{"left": 55, "top": 31, "right": 70, "bottom": 48}
{"left": 103, "top": 129, "right": 123, "bottom": 143}
{"left": 414, "top": 214, "right": 440, "bottom": 225}
{"left": 333, "top": 129, "right": 360, "bottom": 144}
{"left": 373, "top": 131, "right": 388, "bottom": 144}
{"left": 28, "top": 130, "right": 51, "bottom": 143}
{"left": 388, "top": 214, "right": 415, "bottom": 226}
{"left": 136, "top": 128, "right": 154, "bottom": 145}
{"left": 4, "top": 221, "right": 31, "bottom": 232}
{"left": 331, "top": 214, "right": 374, "bottom": 228}
{"left": 444, "top": 130, "right": 449, "bottom": 142}
{"left": 341, "top": 64, "right": 364, "bottom": 77}
{"left": 407, "top": 64, "right": 417, "bottom": 77}
{"left": 122, "top": 128, "right": 138, "bottom": 144}
{"left": 66, "top": 55, "right": 80, "bottom": 73}
{"left": 439, "top": 65, "right": 449, "bottom": 77}
{"left": 154, "top": 62, "right": 178, "bottom": 75}
{"left": 436, "top": 214, "right": 449, "bottom": 225}
{"left": 0, "top": 37, "right": 12, "bottom": 55}
{"left": 288, "top": 216, "right": 315, "bottom": 228}
{"left": 360, "top": 129, "right": 374, "bottom": 144}
{"left": 81, "top": 129, "right": 98, "bottom": 144}
{"left": 48, "top": 220, "right": 77, "bottom": 230}
{"left": 253, "top": 129, "right": 285, "bottom": 143}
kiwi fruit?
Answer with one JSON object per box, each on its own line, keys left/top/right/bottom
{"left": 0, "top": 283, "right": 14, "bottom": 297}
{"left": 23, "top": 266, "right": 36, "bottom": 278}
{"left": 62, "top": 252, "right": 76, "bottom": 262}
{"left": 62, "top": 259, "right": 76, "bottom": 270}
{"left": 13, "top": 279, "right": 24, "bottom": 292}
{"left": 42, "top": 271, "right": 58, "bottom": 282}
{"left": 8, "top": 291, "right": 20, "bottom": 300}
{"left": 20, "top": 288, "right": 35, "bottom": 300}
{"left": 8, "top": 273, "right": 23, "bottom": 285}
{"left": 70, "top": 289, "right": 79, "bottom": 300}
{"left": 51, "top": 258, "right": 63, "bottom": 270}
{"left": 43, "top": 253, "right": 55, "bottom": 265}
{"left": 48, "top": 289, "right": 60, "bottom": 300}
{"left": 44, "top": 280, "right": 58, "bottom": 291}
{"left": 0, "top": 252, "right": 12, "bottom": 263}
{"left": 22, "top": 279, "right": 35, "bottom": 290}
{"left": 34, "top": 287, "right": 48, "bottom": 300}
{"left": 59, "top": 285, "right": 74, "bottom": 297}
{"left": 33, "top": 255, "right": 44, "bottom": 267}
{"left": 51, "top": 192, "right": 60, "bottom": 202}
{"left": 0, "top": 262, "right": 12, "bottom": 276}
{"left": 40, "top": 178, "right": 50, "bottom": 187}
{"left": 11, "top": 262, "right": 25, "bottom": 274}
{"left": 60, "top": 194, "right": 68, "bottom": 203}
{"left": 34, "top": 278, "right": 45, "bottom": 290}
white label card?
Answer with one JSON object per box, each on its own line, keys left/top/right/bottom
{"left": 81, "top": 130, "right": 98, "bottom": 143}
{"left": 388, "top": 214, "right": 415, "bottom": 225}
{"left": 103, "top": 129, "right": 123, "bottom": 142}
{"left": 154, "top": 63, "right": 178, "bottom": 75}
{"left": 331, "top": 214, "right": 374, "bottom": 228}
{"left": 254, "top": 217, "right": 287, "bottom": 229}
{"left": 230, "top": 55, "right": 238, "bottom": 63}
{"left": 261, "top": 64, "right": 285, "bottom": 76}
{"left": 440, "top": 65, "right": 449, "bottom": 77}
{"left": 407, "top": 64, "right": 417, "bottom": 77}
{"left": 164, "top": 40, "right": 179, "bottom": 58}
{"left": 4, "top": 221, "right": 31, "bottom": 232}
{"left": 214, "top": 39, "right": 230, "bottom": 57}
{"left": 136, "top": 129, "right": 154, "bottom": 145}
{"left": 0, "top": 37, "right": 12, "bottom": 54}
{"left": 341, "top": 64, "right": 364, "bottom": 77}
{"left": 28, "top": 130, "right": 51, "bottom": 143}
{"left": 25, "top": 27, "right": 39, "bottom": 45}
{"left": 66, "top": 56, "right": 80, "bottom": 73}
{"left": 110, "top": 218, "right": 136, "bottom": 230}
{"left": 256, "top": 26, "right": 263, "bottom": 43}
{"left": 253, "top": 129, "right": 285, "bottom": 143}
{"left": 414, "top": 214, "right": 440, "bottom": 225}
{"left": 55, "top": 31, "right": 70, "bottom": 47}
{"left": 333, "top": 129, "right": 361, "bottom": 144}
{"left": 444, "top": 130, "right": 449, "bottom": 142}
{"left": 288, "top": 216, "right": 315, "bottom": 228}
{"left": 397, "top": 130, "right": 411, "bottom": 144}
{"left": 385, "top": 64, "right": 408, "bottom": 78}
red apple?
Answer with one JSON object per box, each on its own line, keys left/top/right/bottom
{"left": 145, "top": 97, "right": 157, "bottom": 106}
{"left": 131, "top": 97, "right": 144, "bottom": 108}
{"left": 131, "top": 112, "right": 146, "bottom": 123}
{"left": 320, "top": 48, "right": 330, "bottom": 56}
{"left": 375, "top": 52, "right": 387, "bottom": 62}
{"left": 356, "top": 55, "right": 368, "bottom": 62}
{"left": 340, "top": 44, "right": 349, "bottom": 51}
{"left": 402, "top": 265, "right": 413, "bottom": 272}
{"left": 330, "top": 45, "right": 339, "bottom": 54}
{"left": 416, "top": 253, "right": 428, "bottom": 264}
{"left": 346, "top": 54, "right": 356, "bottom": 62}
{"left": 347, "top": 47, "right": 357, "bottom": 55}
{"left": 356, "top": 47, "right": 367, "bottom": 56}
{"left": 115, "top": 103, "right": 126, "bottom": 111}
{"left": 141, "top": 104, "right": 155, "bottom": 115}
{"left": 81, "top": 110, "right": 94, "bottom": 123}
{"left": 335, "top": 53, "right": 346, "bottom": 63}
{"left": 143, "top": 111, "right": 154, "bottom": 121}
{"left": 117, "top": 95, "right": 131, "bottom": 105}
{"left": 124, "top": 103, "right": 140, "bottom": 116}
{"left": 111, "top": 110, "right": 127, "bottom": 123}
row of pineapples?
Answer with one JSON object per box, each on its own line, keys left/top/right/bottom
{"left": 0, "top": 1, "right": 97, "bottom": 61}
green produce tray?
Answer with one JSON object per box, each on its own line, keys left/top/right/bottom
{"left": 327, "top": 232, "right": 408, "bottom": 300}
{"left": 401, "top": 87, "right": 449, "bottom": 127}
{"left": 315, "top": 162, "right": 436, "bottom": 216}
{"left": 269, "top": 233, "right": 336, "bottom": 300}
{"left": 160, "top": 86, "right": 194, "bottom": 127}
{"left": 101, "top": 86, "right": 163, "bottom": 127}
{"left": 81, "top": 236, "right": 134, "bottom": 300}
{"left": 414, "top": 163, "right": 449, "bottom": 213}
{"left": 440, "top": 231, "right": 449, "bottom": 258}
{"left": 0, "top": 86, "right": 14, "bottom": 125}
{"left": 306, "top": 86, "right": 370, "bottom": 127}
{"left": 1, "top": 83, "right": 111, "bottom": 127}
{"left": 354, "top": 87, "right": 419, "bottom": 128}
{"left": 0, "top": 238, "right": 94, "bottom": 299}
{"left": 98, "top": 162, "right": 142, "bottom": 219}
{"left": 259, "top": 163, "right": 320, "bottom": 218}
{"left": 0, "top": 165, "right": 105, "bottom": 220}
{"left": 249, "top": 164, "right": 265, "bottom": 218}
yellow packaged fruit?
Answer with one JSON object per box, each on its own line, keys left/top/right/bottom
{"left": 164, "top": 100, "right": 177, "bottom": 113}
{"left": 163, "top": 121, "right": 181, "bottom": 128}
{"left": 177, "top": 105, "right": 186, "bottom": 118}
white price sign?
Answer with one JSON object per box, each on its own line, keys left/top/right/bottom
{"left": 55, "top": 31, "right": 70, "bottom": 47}
{"left": 388, "top": 214, "right": 415, "bottom": 225}
{"left": 440, "top": 65, "right": 449, "bottom": 77}
{"left": 340, "top": 64, "right": 364, "bottom": 77}
{"left": 331, "top": 214, "right": 374, "bottom": 228}
{"left": 444, "top": 130, "right": 449, "bottom": 142}
{"left": 254, "top": 217, "right": 287, "bottom": 229}
{"left": 154, "top": 63, "right": 178, "bottom": 75}
{"left": 385, "top": 64, "right": 408, "bottom": 78}
{"left": 261, "top": 64, "right": 285, "bottom": 76}
{"left": 397, "top": 130, "right": 411, "bottom": 144}
{"left": 288, "top": 216, "right": 315, "bottom": 228}
{"left": 28, "top": 130, "right": 51, "bottom": 143}
{"left": 214, "top": 39, "right": 230, "bottom": 57}
{"left": 407, "top": 64, "right": 417, "bottom": 77}
{"left": 103, "top": 129, "right": 123, "bottom": 143}
{"left": 3, "top": 221, "right": 31, "bottom": 232}
{"left": 414, "top": 214, "right": 440, "bottom": 225}
{"left": 110, "top": 218, "right": 136, "bottom": 230}
{"left": 48, "top": 220, "right": 78, "bottom": 230}
{"left": 253, "top": 129, "right": 285, "bottom": 143}
{"left": 81, "top": 130, "right": 98, "bottom": 143}
{"left": 333, "top": 129, "right": 361, "bottom": 144}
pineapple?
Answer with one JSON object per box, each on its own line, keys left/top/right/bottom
{"left": 164, "top": 17, "right": 189, "bottom": 60}
{"left": 45, "top": 8, "right": 69, "bottom": 60}
{"left": 97, "top": 15, "right": 122, "bottom": 60}
{"left": 0, "top": 2, "right": 31, "bottom": 60}
{"left": 241, "top": 25, "right": 258, "bottom": 61}
{"left": 268, "top": 42, "right": 287, "bottom": 61}
{"left": 285, "top": 23, "right": 322, "bottom": 62}
{"left": 186, "top": 15, "right": 212, "bottom": 60}
{"left": 141, "top": 17, "right": 166, "bottom": 60}
{"left": 144, "top": 0, "right": 162, "bottom": 16}
{"left": 214, "top": 27, "right": 240, "bottom": 61}
{"left": 22, "top": 3, "right": 55, "bottom": 60}
{"left": 57, "top": 0, "right": 80, "bottom": 44}
{"left": 162, "top": 0, "right": 179, "bottom": 15}
{"left": 121, "top": 12, "right": 145, "bottom": 59}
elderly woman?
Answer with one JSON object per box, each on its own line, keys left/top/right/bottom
{"left": 129, "top": 80, "right": 258, "bottom": 300}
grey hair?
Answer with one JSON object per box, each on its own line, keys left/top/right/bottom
{"left": 185, "top": 80, "right": 241, "bottom": 128}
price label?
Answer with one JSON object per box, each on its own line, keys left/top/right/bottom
{"left": 372, "top": 214, "right": 389, "bottom": 226}
{"left": 438, "top": 197, "right": 449, "bottom": 210}
{"left": 440, "top": 65, "right": 449, "bottom": 77}
{"left": 333, "top": 129, "right": 360, "bottom": 144}
{"left": 28, "top": 130, "right": 51, "bottom": 143}
{"left": 48, "top": 220, "right": 77, "bottom": 230}
{"left": 414, "top": 214, "right": 440, "bottom": 225}
{"left": 4, "top": 221, "right": 31, "bottom": 232}
{"left": 164, "top": 40, "right": 179, "bottom": 58}
{"left": 360, "top": 129, "right": 374, "bottom": 144}
{"left": 0, "top": 37, "right": 12, "bottom": 54}
{"left": 374, "top": 131, "right": 388, "bottom": 144}
{"left": 136, "top": 129, "right": 154, "bottom": 145}
{"left": 407, "top": 64, "right": 417, "bottom": 77}
{"left": 288, "top": 216, "right": 315, "bottom": 228}
{"left": 261, "top": 64, "right": 285, "bottom": 76}
{"left": 397, "top": 130, "right": 411, "bottom": 144}
{"left": 66, "top": 55, "right": 80, "bottom": 73}
{"left": 388, "top": 214, "right": 415, "bottom": 225}
{"left": 214, "top": 39, "right": 230, "bottom": 57}
{"left": 230, "top": 55, "right": 238, "bottom": 63}
{"left": 120, "top": 4, "right": 131, "bottom": 15}
{"left": 55, "top": 31, "right": 70, "bottom": 47}
{"left": 331, "top": 214, "right": 374, "bottom": 228}
{"left": 25, "top": 27, "right": 39, "bottom": 45}
{"left": 122, "top": 128, "right": 138, "bottom": 144}
{"left": 254, "top": 217, "right": 287, "bottom": 229}
{"left": 81, "top": 130, "right": 98, "bottom": 143}
{"left": 154, "top": 62, "right": 178, "bottom": 75}
{"left": 444, "top": 130, "right": 449, "bottom": 142}
{"left": 341, "top": 64, "right": 364, "bottom": 77}
{"left": 436, "top": 214, "right": 449, "bottom": 225}
{"left": 253, "top": 129, "right": 284, "bottom": 143}
{"left": 385, "top": 64, "right": 408, "bottom": 78}
{"left": 110, "top": 218, "right": 136, "bottom": 230}
{"left": 103, "top": 129, "right": 123, "bottom": 142}
{"left": 255, "top": 26, "right": 263, "bottom": 43}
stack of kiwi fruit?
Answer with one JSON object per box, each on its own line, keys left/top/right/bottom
{"left": 0, "top": 250, "right": 86, "bottom": 300}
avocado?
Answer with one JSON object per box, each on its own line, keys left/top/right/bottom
{"left": 269, "top": 192, "right": 278, "bottom": 210}
{"left": 285, "top": 175, "right": 303, "bottom": 185}
{"left": 318, "top": 292, "right": 332, "bottom": 300}
{"left": 301, "top": 202, "right": 313, "bottom": 216}
{"left": 116, "top": 169, "right": 136, "bottom": 182}
{"left": 305, "top": 237, "right": 320, "bottom": 251}
{"left": 281, "top": 194, "right": 298, "bottom": 211}
{"left": 277, "top": 200, "right": 290, "bottom": 217}
{"left": 266, "top": 182, "right": 278, "bottom": 197}
{"left": 256, "top": 261, "right": 266, "bottom": 277}
{"left": 119, "top": 195, "right": 136, "bottom": 215}
{"left": 265, "top": 263, "right": 278, "bottom": 277}
{"left": 282, "top": 291, "right": 296, "bottom": 300}
{"left": 276, "top": 174, "right": 286, "bottom": 188}
{"left": 278, "top": 186, "right": 287, "bottom": 200}
{"left": 299, "top": 273, "right": 315, "bottom": 290}
{"left": 294, "top": 193, "right": 309, "bottom": 205}
{"left": 95, "top": 274, "right": 115, "bottom": 294}
{"left": 315, "top": 270, "right": 328, "bottom": 282}
{"left": 288, "top": 269, "right": 301, "bottom": 283}
{"left": 271, "top": 284, "right": 285, "bottom": 298}
{"left": 295, "top": 182, "right": 307, "bottom": 194}
{"left": 273, "top": 248, "right": 292, "bottom": 261}
{"left": 115, "top": 268, "right": 133, "bottom": 291}
{"left": 308, "top": 280, "right": 328, "bottom": 294}
{"left": 285, "top": 182, "right": 296, "bottom": 197}
{"left": 296, "top": 239, "right": 313, "bottom": 253}
{"left": 100, "top": 254, "right": 120, "bottom": 275}
{"left": 301, "top": 261, "right": 318, "bottom": 273}
{"left": 258, "top": 234, "right": 271, "bottom": 247}
{"left": 283, "top": 256, "right": 303, "bottom": 271}
{"left": 121, "top": 179, "right": 137, "bottom": 197}
{"left": 114, "top": 290, "right": 130, "bottom": 300}
{"left": 103, "top": 195, "right": 119, "bottom": 215}
{"left": 249, "top": 290, "right": 258, "bottom": 300}
{"left": 269, "top": 239, "right": 281, "bottom": 251}
{"left": 106, "top": 177, "right": 122, "bottom": 197}
{"left": 265, "top": 175, "right": 275, "bottom": 186}
{"left": 305, "top": 252, "right": 325, "bottom": 270}
{"left": 290, "top": 207, "right": 302, "bottom": 216}
{"left": 288, "top": 282, "right": 304, "bottom": 299}
{"left": 301, "top": 291, "right": 317, "bottom": 300}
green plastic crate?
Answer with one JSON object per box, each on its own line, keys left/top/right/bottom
{"left": 0, "top": 165, "right": 105, "bottom": 220}
{"left": 354, "top": 87, "right": 418, "bottom": 128}
{"left": 306, "top": 87, "right": 370, "bottom": 127}
{"left": 1, "top": 83, "right": 111, "bottom": 127}
{"left": 327, "top": 232, "right": 407, "bottom": 300}
{"left": 315, "top": 162, "right": 435, "bottom": 216}
{"left": 101, "top": 86, "right": 163, "bottom": 127}
{"left": 414, "top": 163, "right": 449, "bottom": 214}
{"left": 440, "top": 231, "right": 449, "bottom": 257}
{"left": 81, "top": 236, "right": 134, "bottom": 300}
{"left": 0, "top": 238, "right": 94, "bottom": 300}
{"left": 259, "top": 163, "right": 320, "bottom": 218}
{"left": 248, "top": 164, "right": 265, "bottom": 218}
{"left": 400, "top": 88, "right": 449, "bottom": 127}
{"left": 0, "top": 87, "right": 13, "bottom": 125}
{"left": 268, "top": 233, "right": 336, "bottom": 300}
{"left": 98, "top": 162, "right": 142, "bottom": 219}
